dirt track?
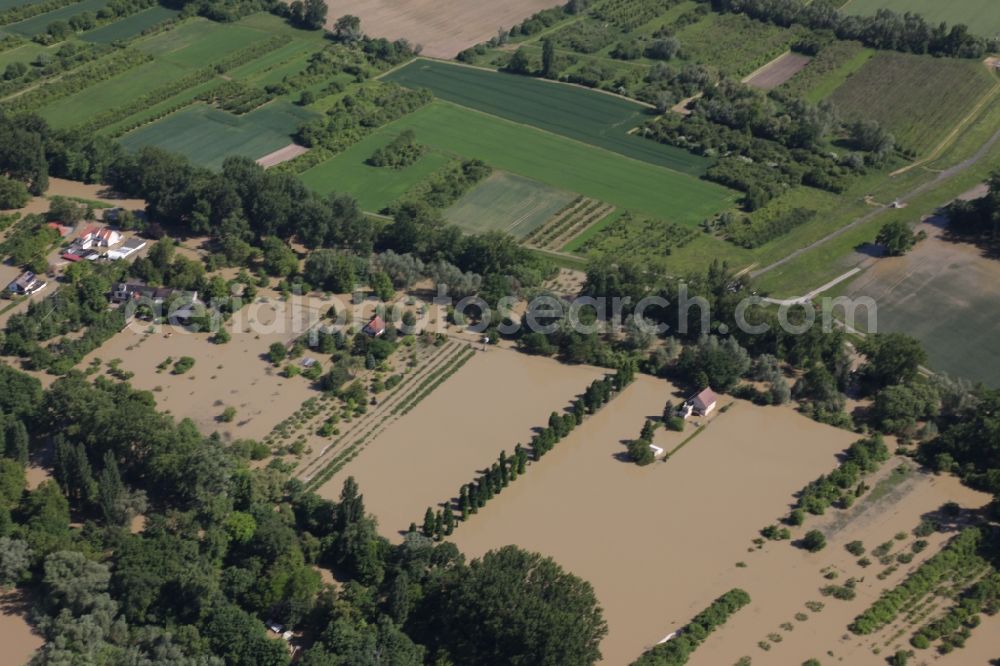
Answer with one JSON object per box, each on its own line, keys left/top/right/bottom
{"left": 256, "top": 143, "right": 309, "bottom": 168}
{"left": 743, "top": 51, "right": 812, "bottom": 90}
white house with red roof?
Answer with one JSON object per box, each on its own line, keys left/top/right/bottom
{"left": 682, "top": 387, "right": 718, "bottom": 419}
{"left": 362, "top": 315, "right": 386, "bottom": 337}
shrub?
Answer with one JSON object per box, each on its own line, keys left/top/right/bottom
{"left": 846, "top": 541, "right": 865, "bottom": 556}
{"left": 172, "top": 356, "right": 195, "bottom": 374}
{"left": 627, "top": 439, "right": 655, "bottom": 466}
{"left": 802, "top": 530, "right": 826, "bottom": 552}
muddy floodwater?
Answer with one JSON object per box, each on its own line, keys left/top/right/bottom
{"left": 449, "top": 374, "right": 861, "bottom": 664}
{"left": 0, "top": 589, "right": 42, "bottom": 665}
{"left": 318, "top": 347, "right": 605, "bottom": 534}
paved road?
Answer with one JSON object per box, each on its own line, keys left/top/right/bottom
{"left": 750, "top": 126, "right": 1000, "bottom": 280}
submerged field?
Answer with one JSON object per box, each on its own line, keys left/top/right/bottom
{"left": 828, "top": 52, "right": 997, "bottom": 154}
{"left": 383, "top": 59, "right": 711, "bottom": 176}
{"left": 385, "top": 101, "right": 734, "bottom": 224}
{"left": 0, "top": 590, "right": 42, "bottom": 666}
{"left": 437, "top": 373, "right": 860, "bottom": 664}
{"left": 316, "top": 348, "right": 606, "bottom": 534}
{"left": 120, "top": 101, "right": 317, "bottom": 169}
{"left": 843, "top": 0, "right": 1000, "bottom": 38}
{"left": 78, "top": 295, "right": 325, "bottom": 441}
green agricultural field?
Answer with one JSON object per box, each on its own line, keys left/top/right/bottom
{"left": 779, "top": 41, "right": 875, "bottom": 103}
{"left": 99, "top": 78, "right": 220, "bottom": 136}
{"left": 0, "top": 41, "right": 48, "bottom": 68}
{"left": 829, "top": 52, "right": 997, "bottom": 155}
{"left": 4, "top": 0, "right": 107, "bottom": 35}
{"left": 843, "top": 0, "right": 1000, "bottom": 38}
{"left": 568, "top": 209, "right": 697, "bottom": 268}
{"left": 843, "top": 239, "right": 1000, "bottom": 385}
{"left": 675, "top": 11, "right": 803, "bottom": 78}
{"left": 119, "top": 100, "right": 317, "bottom": 169}
{"left": 80, "top": 5, "right": 180, "bottom": 43}
{"left": 299, "top": 129, "right": 451, "bottom": 211}
{"left": 383, "top": 59, "right": 711, "bottom": 176}
{"left": 0, "top": 0, "right": 44, "bottom": 10}
{"left": 444, "top": 172, "right": 577, "bottom": 238}
{"left": 226, "top": 38, "right": 318, "bottom": 83}
{"left": 39, "top": 58, "right": 188, "bottom": 127}
{"left": 133, "top": 17, "right": 263, "bottom": 68}
{"left": 384, "top": 101, "right": 734, "bottom": 226}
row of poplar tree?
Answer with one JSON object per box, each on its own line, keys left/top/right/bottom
{"left": 416, "top": 360, "right": 638, "bottom": 540}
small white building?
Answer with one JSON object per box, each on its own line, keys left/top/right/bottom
{"left": 681, "top": 388, "right": 718, "bottom": 419}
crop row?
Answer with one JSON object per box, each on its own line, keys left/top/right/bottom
{"left": 4, "top": 47, "right": 151, "bottom": 113}
{"left": 79, "top": 34, "right": 291, "bottom": 133}
{"left": 298, "top": 340, "right": 465, "bottom": 489}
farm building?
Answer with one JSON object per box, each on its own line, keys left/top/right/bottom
{"left": 682, "top": 388, "right": 718, "bottom": 418}
{"left": 7, "top": 271, "right": 47, "bottom": 296}
{"left": 363, "top": 315, "right": 386, "bottom": 337}
{"left": 77, "top": 225, "right": 97, "bottom": 249}
{"left": 111, "top": 282, "right": 199, "bottom": 306}
{"left": 106, "top": 237, "right": 147, "bottom": 260}
{"left": 46, "top": 222, "right": 72, "bottom": 237}
{"left": 111, "top": 282, "right": 201, "bottom": 324}
{"left": 77, "top": 225, "right": 121, "bottom": 248}
{"left": 95, "top": 228, "right": 122, "bottom": 247}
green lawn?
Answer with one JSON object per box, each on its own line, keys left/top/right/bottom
{"left": 132, "top": 17, "right": 263, "bottom": 68}
{"left": 5, "top": 0, "right": 107, "bottom": 35}
{"left": 828, "top": 52, "right": 997, "bottom": 155}
{"left": 39, "top": 58, "right": 188, "bottom": 127}
{"left": 444, "top": 171, "right": 577, "bottom": 238}
{"left": 119, "top": 100, "right": 317, "bottom": 169}
{"left": 299, "top": 129, "right": 451, "bottom": 211}
{"left": 843, "top": 0, "right": 1000, "bottom": 38}
{"left": 379, "top": 101, "right": 734, "bottom": 226}
{"left": 80, "top": 5, "right": 180, "bottom": 43}
{"left": 383, "top": 59, "right": 711, "bottom": 177}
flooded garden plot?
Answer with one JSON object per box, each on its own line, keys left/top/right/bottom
{"left": 690, "top": 467, "right": 992, "bottom": 666}
{"left": 316, "top": 347, "right": 606, "bottom": 535}
{"left": 77, "top": 294, "right": 326, "bottom": 441}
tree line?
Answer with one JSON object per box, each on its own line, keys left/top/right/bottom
{"left": 417, "top": 362, "right": 636, "bottom": 537}
{"left": 0, "top": 361, "right": 610, "bottom": 664}
{"left": 703, "top": 0, "right": 998, "bottom": 59}
{"left": 631, "top": 588, "right": 751, "bottom": 665}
